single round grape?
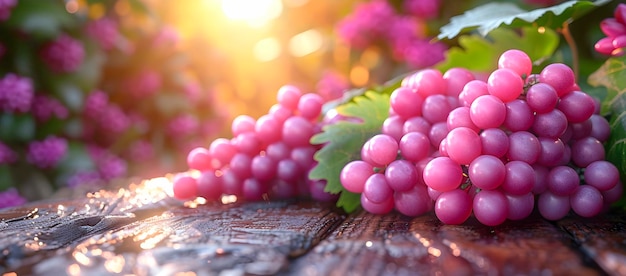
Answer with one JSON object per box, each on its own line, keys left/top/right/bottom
{"left": 411, "top": 69, "right": 447, "bottom": 98}
{"left": 394, "top": 185, "right": 432, "bottom": 217}
{"left": 559, "top": 125, "right": 574, "bottom": 144}
{"left": 506, "top": 192, "right": 535, "bottom": 221}
{"left": 428, "top": 185, "right": 443, "bottom": 201}
{"left": 423, "top": 157, "right": 463, "bottom": 192}
{"left": 537, "top": 138, "right": 565, "bottom": 167}
{"left": 503, "top": 99, "right": 534, "bottom": 132}
{"left": 571, "top": 137, "right": 605, "bottom": 168}
{"left": 209, "top": 138, "right": 238, "bottom": 166}
{"left": 269, "top": 103, "right": 293, "bottom": 124}
{"left": 399, "top": 132, "right": 431, "bottom": 163}
{"left": 229, "top": 153, "right": 252, "bottom": 179}
{"left": 539, "top": 63, "right": 575, "bottom": 97}
{"left": 382, "top": 115, "right": 405, "bottom": 142}
{"left": 547, "top": 166, "right": 580, "bottom": 196}
{"left": 360, "top": 139, "right": 376, "bottom": 166}
{"left": 266, "top": 142, "right": 291, "bottom": 161}
{"left": 282, "top": 116, "right": 315, "bottom": 148}
{"left": 473, "top": 189, "right": 509, "bottom": 226}
{"left": 187, "top": 147, "right": 214, "bottom": 171}
{"left": 459, "top": 80, "right": 489, "bottom": 107}
{"left": 428, "top": 122, "right": 449, "bottom": 149}
{"left": 277, "top": 85, "right": 302, "bottom": 111}
{"left": 584, "top": 160, "right": 619, "bottom": 191}
{"left": 361, "top": 193, "right": 394, "bottom": 215}
{"left": 569, "top": 120, "right": 592, "bottom": 140}
{"left": 221, "top": 169, "right": 243, "bottom": 196}
{"left": 469, "top": 155, "right": 505, "bottom": 190}
{"left": 526, "top": 83, "right": 559, "bottom": 114}
{"left": 589, "top": 114, "right": 611, "bottom": 142}
{"left": 480, "top": 128, "right": 509, "bottom": 158}
{"left": 532, "top": 164, "right": 549, "bottom": 194}
{"left": 390, "top": 87, "right": 424, "bottom": 119}
{"left": 277, "top": 159, "right": 301, "bottom": 182}
{"left": 570, "top": 185, "right": 603, "bottom": 218}
{"left": 538, "top": 191, "right": 570, "bottom": 220}
{"left": 415, "top": 157, "right": 433, "bottom": 186}
{"left": 498, "top": 49, "right": 532, "bottom": 78}
{"left": 232, "top": 132, "right": 262, "bottom": 156}
{"left": 443, "top": 67, "right": 475, "bottom": 98}
{"left": 173, "top": 174, "right": 198, "bottom": 200}
{"left": 435, "top": 189, "right": 473, "bottom": 225}
{"left": 255, "top": 114, "right": 283, "bottom": 144}
{"left": 363, "top": 173, "right": 394, "bottom": 203}
{"left": 422, "top": 94, "right": 453, "bottom": 124}
{"left": 507, "top": 131, "right": 541, "bottom": 164}
{"left": 340, "top": 160, "right": 374, "bottom": 193}
{"left": 487, "top": 68, "right": 524, "bottom": 102}
{"left": 446, "top": 127, "right": 482, "bottom": 165}
{"left": 385, "top": 159, "right": 419, "bottom": 192}
{"left": 290, "top": 146, "right": 316, "bottom": 170}
{"left": 366, "top": 134, "right": 399, "bottom": 166}
{"left": 502, "top": 161, "right": 535, "bottom": 195}
{"left": 403, "top": 116, "right": 431, "bottom": 135}
{"left": 242, "top": 178, "right": 267, "bottom": 201}
{"left": 231, "top": 115, "right": 256, "bottom": 136}
{"left": 438, "top": 138, "right": 449, "bottom": 157}
{"left": 251, "top": 155, "right": 277, "bottom": 182}
{"left": 298, "top": 93, "right": 324, "bottom": 120}
{"left": 558, "top": 91, "right": 596, "bottom": 123}
{"left": 307, "top": 179, "right": 338, "bottom": 202}
{"left": 602, "top": 180, "right": 623, "bottom": 204}
{"left": 197, "top": 171, "right": 222, "bottom": 201}
{"left": 532, "top": 109, "right": 568, "bottom": 138}
{"left": 447, "top": 106, "right": 479, "bottom": 133}
{"left": 470, "top": 95, "right": 506, "bottom": 129}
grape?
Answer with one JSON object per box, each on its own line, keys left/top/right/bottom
{"left": 229, "top": 153, "right": 253, "bottom": 179}
{"left": 558, "top": 145, "right": 572, "bottom": 166}
{"left": 269, "top": 103, "right": 293, "bottom": 124}
{"left": 422, "top": 94, "right": 452, "bottom": 123}
{"left": 363, "top": 173, "right": 394, "bottom": 203}
{"left": 255, "top": 114, "right": 283, "bottom": 144}
{"left": 589, "top": 114, "right": 611, "bottom": 142}
{"left": 232, "top": 132, "right": 262, "bottom": 155}
{"left": 506, "top": 192, "right": 534, "bottom": 221}
{"left": 427, "top": 186, "right": 442, "bottom": 201}
{"left": 382, "top": 115, "right": 405, "bottom": 142}
{"left": 502, "top": 161, "right": 535, "bottom": 195}
{"left": 539, "top": 63, "right": 575, "bottom": 97}
{"left": 479, "top": 128, "right": 509, "bottom": 158}
{"left": 187, "top": 147, "right": 214, "bottom": 171}
{"left": 446, "top": 127, "right": 481, "bottom": 165}
{"left": 447, "top": 106, "right": 479, "bottom": 132}
{"left": 503, "top": 99, "right": 534, "bottom": 131}
{"left": 531, "top": 164, "right": 549, "bottom": 194}
{"left": 498, "top": 49, "right": 532, "bottom": 78}
{"left": 423, "top": 156, "right": 463, "bottom": 192}
{"left": 298, "top": 93, "right": 324, "bottom": 120}
{"left": 270, "top": 179, "right": 298, "bottom": 199}
{"left": 282, "top": 116, "right": 315, "bottom": 148}
{"left": 277, "top": 159, "right": 301, "bottom": 182}
{"left": 411, "top": 69, "right": 447, "bottom": 97}
{"left": 307, "top": 179, "right": 338, "bottom": 202}
{"left": 290, "top": 146, "right": 316, "bottom": 170}
{"left": 277, "top": 85, "right": 302, "bottom": 111}
{"left": 459, "top": 80, "right": 488, "bottom": 107}
{"left": 403, "top": 116, "right": 431, "bottom": 135}
{"left": 584, "top": 160, "right": 619, "bottom": 191}
{"left": 473, "top": 189, "right": 508, "bottom": 226}
{"left": 266, "top": 142, "right": 291, "bottom": 161}
{"left": 385, "top": 159, "right": 419, "bottom": 192}
{"left": 173, "top": 175, "right": 198, "bottom": 200}
{"left": 532, "top": 109, "right": 568, "bottom": 138}
{"left": 251, "top": 155, "right": 277, "bottom": 181}
{"left": 197, "top": 171, "right": 222, "bottom": 200}
{"left": 209, "top": 138, "right": 237, "bottom": 167}
{"left": 390, "top": 87, "right": 424, "bottom": 119}
{"left": 394, "top": 185, "right": 432, "bottom": 216}
{"left": 547, "top": 166, "right": 580, "bottom": 196}
{"left": 361, "top": 193, "right": 394, "bottom": 215}
{"left": 435, "top": 189, "right": 473, "bottom": 225}
{"left": 525, "top": 83, "right": 558, "bottom": 114}
{"left": 569, "top": 120, "right": 592, "bottom": 140}
{"left": 468, "top": 155, "right": 505, "bottom": 190}
{"left": 507, "top": 131, "right": 541, "bottom": 164}
{"left": 470, "top": 95, "right": 506, "bottom": 129}
{"left": 242, "top": 178, "right": 267, "bottom": 201}
{"left": 487, "top": 68, "right": 524, "bottom": 102}
{"left": 571, "top": 137, "right": 605, "bottom": 167}
{"left": 537, "top": 138, "right": 565, "bottom": 167}
{"left": 221, "top": 169, "right": 243, "bottom": 196}
{"left": 443, "top": 67, "right": 475, "bottom": 97}
{"left": 340, "top": 160, "right": 374, "bottom": 193}
{"left": 365, "top": 134, "right": 399, "bottom": 166}
{"left": 231, "top": 115, "right": 256, "bottom": 136}
{"left": 428, "top": 122, "right": 449, "bottom": 148}
{"left": 538, "top": 191, "right": 570, "bottom": 221}
{"left": 558, "top": 91, "right": 595, "bottom": 123}
{"left": 570, "top": 185, "right": 603, "bottom": 218}
{"left": 602, "top": 180, "right": 623, "bottom": 205}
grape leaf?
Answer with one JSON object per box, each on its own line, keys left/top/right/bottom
{"left": 588, "top": 55, "right": 626, "bottom": 187}
{"left": 310, "top": 91, "right": 390, "bottom": 213}
{"left": 438, "top": 0, "right": 611, "bottom": 40}
{"left": 436, "top": 26, "right": 559, "bottom": 73}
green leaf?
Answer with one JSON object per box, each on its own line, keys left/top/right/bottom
{"left": 6, "top": 0, "right": 77, "bottom": 39}
{"left": 606, "top": 109, "right": 626, "bottom": 189}
{"left": 438, "top": 0, "right": 611, "bottom": 40}
{"left": 0, "top": 113, "right": 36, "bottom": 142}
{"left": 309, "top": 91, "right": 390, "bottom": 213}
{"left": 436, "top": 26, "right": 559, "bottom": 73}
{"left": 588, "top": 55, "right": 626, "bottom": 115}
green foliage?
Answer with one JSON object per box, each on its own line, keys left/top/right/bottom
{"left": 438, "top": 0, "right": 611, "bottom": 40}
{"left": 5, "top": 0, "right": 77, "bottom": 39}
{"left": 310, "top": 90, "right": 391, "bottom": 213}
{"left": 436, "top": 26, "right": 559, "bottom": 73}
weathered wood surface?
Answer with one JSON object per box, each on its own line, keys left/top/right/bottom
{"left": 0, "top": 179, "right": 625, "bottom": 275}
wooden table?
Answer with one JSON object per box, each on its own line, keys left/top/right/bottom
{"left": 1, "top": 177, "right": 625, "bottom": 275}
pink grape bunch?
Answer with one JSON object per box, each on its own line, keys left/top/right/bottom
{"left": 340, "top": 49, "right": 622, "bottom": 226}
{"left": 172, "top": 85, "right": 338, "bottom": 203}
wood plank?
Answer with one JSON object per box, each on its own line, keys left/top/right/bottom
{"left": 288, "top": 210, "right": 603, "bottom": 275}
{"left": 557, "top": 212, "right": 626, "bottom": 276}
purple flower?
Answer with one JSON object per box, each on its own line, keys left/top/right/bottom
{"left": 86, "top": 17, "right": 120, "bottom": 51}
{"left": 31, "top": 95, "right": 69, "bottom": 122}
{"left": 0, "top": 188, "right": 27, "bottom": 209}
{"left": 0, "top": 73, "right": 34, "bottom": 113}
{"left": 403, "top": 0, "right": 441, "bottom": 20}
{"left": 26, "top": 136, "right": 68, "bottom": 168}
{"left": 0, "top": 141, "right": 17, "bottom": 164}
{"left": 0, "top": 0, "right": 17, "bottom": 21}
{"left": 40, "top": 34, "right": 85, "bottom": 73}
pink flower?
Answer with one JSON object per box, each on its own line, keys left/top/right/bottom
{"left": 40, "top": 34, "right": 85, "bottom": 73}
{"left": 124, "top": 69, "right": 162, "bottom": 99}
{"left": 86, "top": 17, "right": 120, "bottom": 51}
{"left": 0, "top": 141, "right": 16, "bottom": 164}
{"left": 26, "top": 136, "right": 68, "bottom": 169}
{"left": 403, "top": 0, "right": 441, "bottom": 20}
{"left": 0, "top": 73, "right": 33, "bottom": 112}
{"left": 166, "top": 114, "right": 199, "bottom": 138}
{"left": 0, "top": 188, "right": 27, "bottom": 209}
{"left": 0, "top": 0, "right": 17, "bottom": 21}
{"left": 31, "top": 95, "right": 69, "bottom": 121}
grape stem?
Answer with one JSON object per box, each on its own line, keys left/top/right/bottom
{"left": 559, "top": 21, "right": 578, "bottom": 82}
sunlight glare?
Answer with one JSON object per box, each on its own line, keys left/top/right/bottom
{"left": 221, "top": 0, "right": 283, "bottom": 27}
{"left": 289, "top": 29, "right": 323, "bottom": 57}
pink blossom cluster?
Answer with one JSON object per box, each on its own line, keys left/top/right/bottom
{"left": 31, "top": 95, "right": 69, "bottom": 122}
{"left": 124, "top": 69, "right": 162, "bottom": 99}
{"left": 26, "top": 136, "right": 68, "bottom": 169}
{"left": 86, "top": 17, "right": 120, "bottom": 51}
{"left": 0, "top": 0, "right": 17, "bottom": 21}
{"left": 316, "top": 70, "right": 350, "bottom": 101}
{"left": 595, "top": 3, "right": 626, "bottom": 57}
{"left": 336, "top": 0, "right": 446, "bottom": 69}
{"left": 0, "top": 188, "right": 26, "bottom": 209}
{"left": 86, "top": 145, "right": 128, "bottom": 181}
{"left": 40, "top": 34, "right": 85, "bottom": 73}
{"left": 82, "top": 90, "right": 131, "bottom": 139}
{"left": 0, "top": 73, "right": 34, "bottom": 113}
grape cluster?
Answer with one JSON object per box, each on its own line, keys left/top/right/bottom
{"left": 595, "top": 3, "right": 626, "bottom": 57}
{"left": 341, "top": 49, "right": 622, "bottom": 226}
{"left": 172, "top": 85, "right": 337, "bottom": 203}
